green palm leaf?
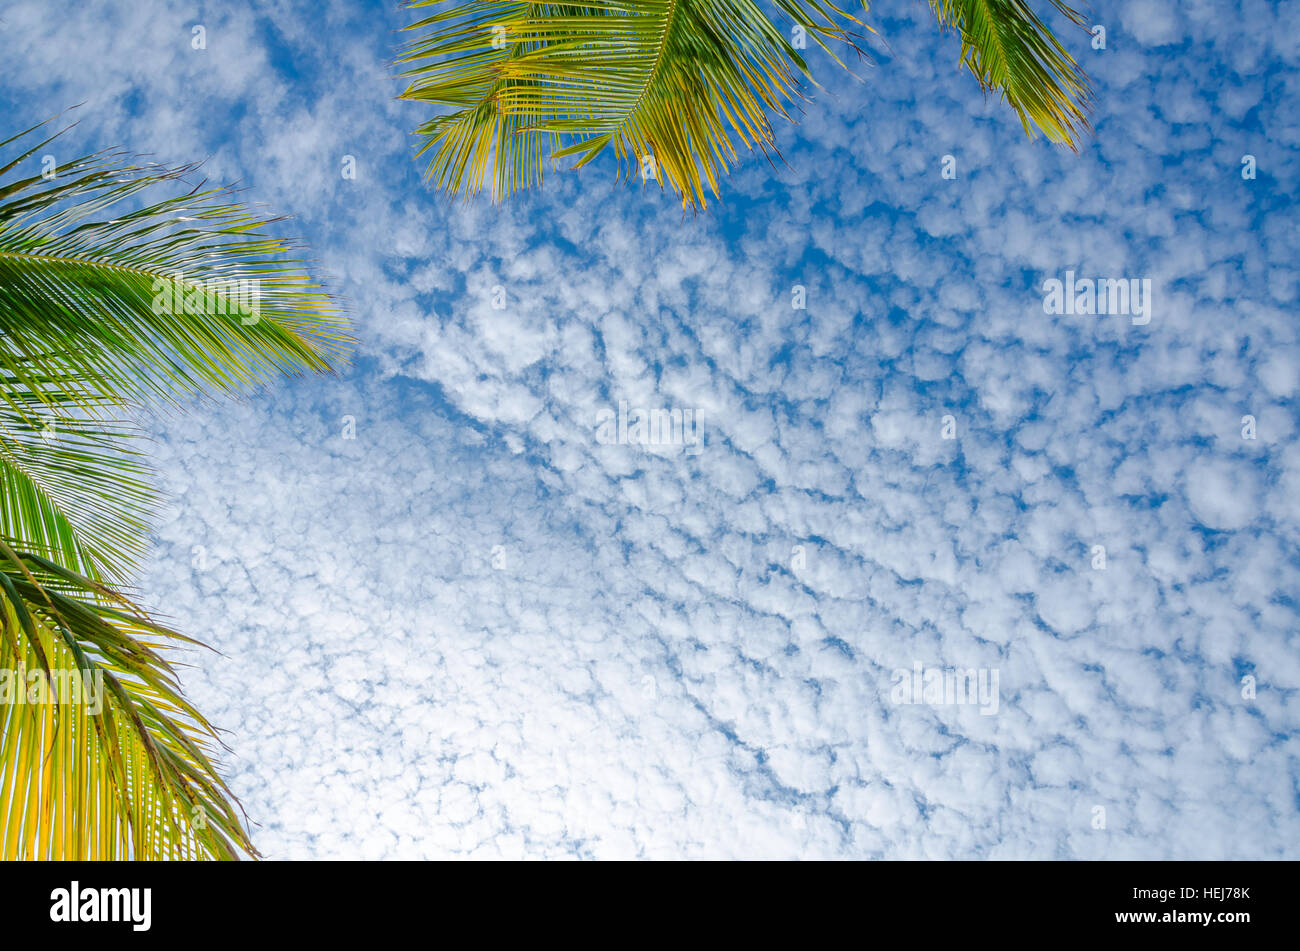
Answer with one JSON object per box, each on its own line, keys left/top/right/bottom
{"left": 398, "top": 0, "right": 1092, "bottom": 210}
{"left": 927, "top": 0, "right": 1091, "bottom": 148}
{"left": 0, "top": 122, "right": 350, "bottom": 582}
{"left": 0, "top": 123, "right": 350, "bottom": 413}
{"left": 0, "top": 121, "right": 351, "bottom": 859}
{"left": 0, "top": 393, "right": 155, "bottom": 586}
{"left": 399, "top": 0, "right": 869, "bottom": 209}
{"left": 0, "top": 545, "right": 254, "bottom": 860}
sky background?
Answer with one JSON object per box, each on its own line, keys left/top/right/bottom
{"left": 1, "top": 0, "right": 1297, "bottom": 859}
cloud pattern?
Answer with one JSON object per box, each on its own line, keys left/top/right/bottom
{"left": 0, "top": 0, "right": 1297, "bottom": 858}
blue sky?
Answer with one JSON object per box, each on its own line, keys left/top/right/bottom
{"left": 1, "top": 0, "right": 1297, "bottom": 858}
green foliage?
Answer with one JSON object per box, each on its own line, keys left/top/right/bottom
{"left": 398, "top": 0, "right": 1092, "bottom": 210}
{"left": 0, "top": 121, "right": 351, "bottom": 859}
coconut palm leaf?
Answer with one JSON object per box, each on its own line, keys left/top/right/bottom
{"left": 0, "top": 122, "right": 350, "bottom": 583}
{"left": 0, "top": 346, "right": 159, "bottom": 585}
{"left": 0, "top": 121, "right": 351, "bottom": 859}
{"left": 398, "top": 0, "right": 1091, "bottom": 209}
{"left": 0, "top": 122, "right": 350, "bottom": 414}
{"left": 926, "top": 0, "right": 1091, "bottom": 148}
{"left": 398, "top": 0, "right": 869, "bottom": 209}
{"left": 0, "top": 545, "right": 254, "bottom": 860}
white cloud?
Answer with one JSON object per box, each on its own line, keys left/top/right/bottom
{"left": 1185, "top": 461, "right": 1262, "bottom": 530}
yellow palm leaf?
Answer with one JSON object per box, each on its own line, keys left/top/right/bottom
{"left": 398, "top": 0, "right": 1093, "bottom": 210}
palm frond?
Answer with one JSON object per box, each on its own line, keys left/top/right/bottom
{"left": 0, "top": 545, "right": 255, "bottom": 860}
{"left": 399, "top": 1, "right": 1093, "bottom": 209}
{"left": 926, "top": 0, "right": 1091, "bottom": 147}
{"left": 0, "top": 122, "right": 352, "bottom": 412}
{"left": 0, "top": 122, "right": 351, "bottom": 583}
{"left": 0, "top": 392, "right": 156, "bottom": 585}
{"left": 0, "top": 121, "right": 351, "bottom": 859}
{"left": 398, "top": 0, "right": 869, "bottom": 210}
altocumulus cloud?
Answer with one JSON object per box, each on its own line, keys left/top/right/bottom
{"left": 0, "top": 0, "right": 1296, "bottom": 858}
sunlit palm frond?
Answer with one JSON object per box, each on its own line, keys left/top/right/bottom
{"left": 399, "top": 1, "right": 1093, "bottom": 209}
{"left": 0, "top": 121, "right": 352, "bottom": 859}
{"left": 399, "top": 0, "right": 869, "bottom": 210}
{"left": 0, "top": 546, "right": 255, "bottom": 860}
{"left": 0, "top": 391, "right": 155, "bottom": 586}
{"left": 0, "top": 122, "right": 351, "bottom": 413}
{"left": 0, "top": 121, "right": 351, "bottom": 582}
{"left": 926, "top": 0, "right": 1092, "bottom": 147}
